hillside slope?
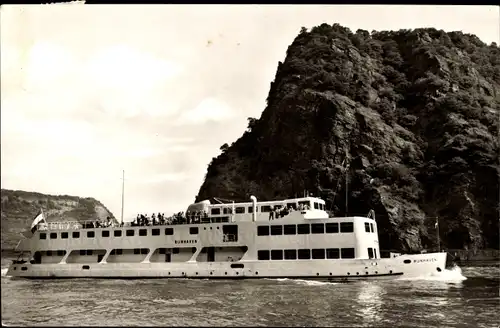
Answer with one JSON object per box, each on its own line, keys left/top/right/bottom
{"left": 1, "top": 189, "right": 116, "bottom": 250}
{"left": 196, "top": 24, "right": 500, "bottom": 252}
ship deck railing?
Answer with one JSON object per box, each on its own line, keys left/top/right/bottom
{"left": 39, "top": 217, "right": 232, "bottom": 231}
{"left": 40, "top": 221, "right": 102, "bottom": 230}
{"left": 38, "top": 210, "right": 351, "bottom": 231}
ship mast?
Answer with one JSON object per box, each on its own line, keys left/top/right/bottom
{"left": 345, "top": 152, "right": 350, "bottom": 217}
{"left": 121, "top": 169, "right": 125, "bottom": 225}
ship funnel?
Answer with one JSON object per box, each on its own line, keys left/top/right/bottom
{"left": 250, "top": 195, "right": 257, "bottom": 222}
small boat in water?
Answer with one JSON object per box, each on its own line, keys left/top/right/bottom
{"left": 7, "top": 195, "right": 446, "bottom": 281}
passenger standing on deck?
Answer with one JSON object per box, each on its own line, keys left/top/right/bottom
{"left": 269, "top": 206, "right": 274, "bottom": 220}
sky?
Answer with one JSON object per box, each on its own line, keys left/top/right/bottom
{"left": 1, "top": 4, "right": 499, "bottom": 222}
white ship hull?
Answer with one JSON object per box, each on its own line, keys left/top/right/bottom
{"left": 7, "top": 252, "right": 447, "bottom": 281}
{"left": 7, "top": 196, "right": 448, "bottom": 282}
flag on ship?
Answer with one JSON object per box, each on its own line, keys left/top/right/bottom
{"left": 30, "top": 209, "right": 47, "bottom": 234}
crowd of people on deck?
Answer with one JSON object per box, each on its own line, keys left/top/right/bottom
{"left": 130, "top": 210, "right": 211, "bottom": 226}
{"left": 129, "top": 203, "right": 313, "bottom": 224}
{"left": 132, "top": 213, "right": 168, "bottom": 226}
{"left": 83, "top": 216, "right": 120, "bottom": 229}
{"left": 79, "top": 203, "right": 314, "bottom": 229}
{"left": 185, "top": 210, "right": 209, "bottom": 223}
{"left": 268, "top": 203, "right": 310, "bottom": 220}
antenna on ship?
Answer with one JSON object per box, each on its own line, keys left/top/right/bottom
{"left": 345, "top": 151, "right": 350, "bottom": 218}
{"left": 435, "top": 217, "right": 441, "bottom": 252}
{"left": 121, "top": 169, "right": 125, "bottom": 225}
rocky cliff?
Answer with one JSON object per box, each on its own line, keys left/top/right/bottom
{"left": 196, "top": 24, "right": 500, "bottom": 252}
{"left": 1, "top": 189, "right": 116, "bottom": 250}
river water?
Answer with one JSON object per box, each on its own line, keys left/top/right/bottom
{"left": 1, "top": 258, "right": 499, "bottom": 327}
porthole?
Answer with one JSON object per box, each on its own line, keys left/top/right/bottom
{"left": 236, "top": 272, "right": 239, "bottom": 275}
{"left": 255, "top": 271, "right": 258, "bottom": 275}
{"left": 389, "top": 270, "right": 393, "bottom": 274}
{"left": 225, "top": 272, "right": 227, "bottom": 275}
{"left": 436, "top": 267, "right": 442, "bottom": 272}
{"left": 82, "top": 265, "right": 90, "bottom": 270}
{"left": 168, "top": 272, "right": 171, "bottom": 275}
{"left": 316, "top": 273, "right": 319, "bottom": 276}
{"left": 356, "top": 272, "right": 359, "bottom": 275}
{"left": 403, "top": 259, "right": 411, "bottom": 264}
{"left": 13, "top": 267, "right": 17, "bottom": 270}
{"left": 210, "top": 272, "right": 213, "bottom": 275}
{"left": 196, "top": 272, "right": 198, "bottom": 275}
{"left": 329, "top": 272, "right": 332, "bottom": 276}
{"left": 365, "top": 272, "right": 369, "bottom": 275}
{"left": 375, "top": 271, "right": 378, "bottom": 274}
{"left": 347, "top": 272, "right": 350, "bottom": 275}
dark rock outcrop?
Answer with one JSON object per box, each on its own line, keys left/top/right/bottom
{"left": 1, "top": 189, "right": 116, "bottom": 250}
{"left": 196, "top": 24, "right": 500, "bottom": 252}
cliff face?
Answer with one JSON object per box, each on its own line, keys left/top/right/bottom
{"left": 196, "top": 24, "right": 500, "bottom": 252}
{"left": 1, "top": 189, "right": 116, "bottom": 250}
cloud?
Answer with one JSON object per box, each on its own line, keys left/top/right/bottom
{"left": 86, "top": 45, "right": 183, "bottom": 91}
{"left": 175, "top": 97, "right": 235, "bottom": 125}
{"left": 4, "top": 40, "right": 186, "bottom": 120}
{"left": 24, "top": 41, "right": 78, "bottom": 91}
{"left": 86, "top": 45, "right": 184, "bottom": 119}
{"left": 134, "top": 172, "right": 189, "bottom": 184}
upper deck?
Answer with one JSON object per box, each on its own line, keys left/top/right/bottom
{"left": 40, "top": 196, "right": 332, "bottom": 231}
{"left": 185, "top": 196, "right": 329, "bottom": 222}
{"left": 17, "top": 196, "right": 381, "bottom": 263}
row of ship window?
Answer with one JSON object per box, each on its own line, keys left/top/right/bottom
{"left": 38, "top": 247, "right": 363, "bottom": 260}
{"left": 258, "top": 222, "right": 352, "bottom": 236}
{"left": 257, "top": 222, "right": 375, "bottom": 236}
{"left": 36, "top": 247, "right": 377, "bottom": 260}
{"left": 210, "top": 201, "right": 325, "bottom": 215}
{"left": 38, "top": 247, "right": 195, "bottom": 257}
{"left": 38, "top": 221, "right": 376, "bottom": 240}
{"left": 39, "top": 227, "right": 198, "bottom": 240}
{"left": 257, "top": 248, "right": 355, "bottom": 260}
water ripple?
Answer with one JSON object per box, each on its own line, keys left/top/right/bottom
{"left": 2, "top": 264, "right": 499, "bottom": 327}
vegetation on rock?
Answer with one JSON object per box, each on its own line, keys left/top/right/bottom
{"left": 1, "top": 189, "right": 116, "bottom": 250}
{"left": 196, "top": 24, "right": 499, "bottom": 252}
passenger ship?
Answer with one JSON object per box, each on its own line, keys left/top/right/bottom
{"left": 6, "top": 195, "right": 447, "bottom": 281}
